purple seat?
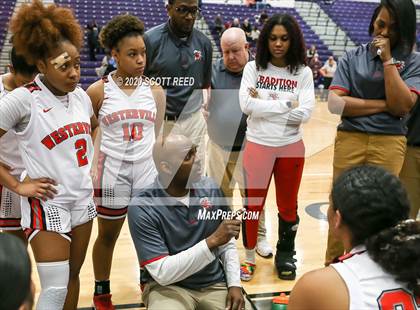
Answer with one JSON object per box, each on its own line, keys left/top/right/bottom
{"left": 316, "top": 0, "right": 378, "bottom": 45}
{"left": 0, "top": 0, "right": 17, "bottom": 55}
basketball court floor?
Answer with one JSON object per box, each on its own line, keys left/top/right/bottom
{"left": 27, "top": 100, "right": 341, "bottom": 309}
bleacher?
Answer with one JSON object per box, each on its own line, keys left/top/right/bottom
{"left": 319, "top": 0, "right": 420, "bottom": 45}
{"left": 202, "top": 3, "right": 333, "bottom": 61}
{"left": 0, "top": 0, "right": 16, "bottom": 65}
{"left": 55, "top": 0, "right": 167, "bottom": 89}
{"left": 1, "top": 0, "right": 419, "bottom": 89}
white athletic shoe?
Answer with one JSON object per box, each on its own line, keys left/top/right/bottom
{"left": 256, "top": 237, "right": 273, "bottom": 258}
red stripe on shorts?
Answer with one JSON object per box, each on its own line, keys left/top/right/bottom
{"left": 96, "top": 205, "right": 128, "bottom": 217}
{"left": 0, "top": 218, "right": 21, "bottom": 228}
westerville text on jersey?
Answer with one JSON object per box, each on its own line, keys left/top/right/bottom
{"left": 101, "top": 109, "right": 156, "bottom": 127}
{"left": 41, "top": 122, "right": 92, "bottom": 150}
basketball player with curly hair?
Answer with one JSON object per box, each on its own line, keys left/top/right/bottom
{"left": 0, "top": 1, "right": 99, "bottom": 308}
{"left": 87, "top": 14, "right": 165, "bottom": 308}
{"left": 289, "top": 166, "right": 419, "bottom": 310}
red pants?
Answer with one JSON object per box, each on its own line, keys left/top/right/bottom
{"left": 242, "top": 140, "right": 305, "bottom": 249}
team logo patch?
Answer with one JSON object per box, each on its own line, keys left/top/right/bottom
{"left": 193, "top": 50, "right": 202, "bottom": 61}
{"left": 269, "top": 92, "right": 279, "bottom": 100}
{"left": 199, "top": 197, "right": 212, "bottom": 209}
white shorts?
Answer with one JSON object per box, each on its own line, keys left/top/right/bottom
{"left": 21, "top": 196, "right": 97, "bottom": 241}
{"left": 94, "top": 152, "right": 157, "bottom": 220}
{"left": 0, "top": 185, "right": 22, "bottom": 231}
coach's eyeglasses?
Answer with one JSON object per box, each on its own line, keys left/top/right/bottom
{"left": 175, "top": 6, "right": 201, "bottom": 16}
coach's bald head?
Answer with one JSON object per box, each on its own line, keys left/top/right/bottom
{"left": 220, "top": 28, "right": 249, "bottom": 73}
{"left": 153, "top": 134, "right": 201, "bottom": 190}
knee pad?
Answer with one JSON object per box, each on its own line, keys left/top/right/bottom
{"left": 36, "top": 260, "right": 69, "bottom": 310}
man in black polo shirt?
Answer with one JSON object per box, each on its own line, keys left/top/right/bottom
{"left": 400, "top": 100, "right": 420, "bottom": 219}
{"left": 128, "top": 134, "right": 250, "bottom": 310}
{"left": 206, "top": 28, "right": 272, "bottom": 258}
{"left": 144, "top": 0, "right": 212, "bottom": 166}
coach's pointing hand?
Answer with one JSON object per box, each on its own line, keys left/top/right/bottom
{"left": 206, "top": 219, "right": 241, "bottom": 250}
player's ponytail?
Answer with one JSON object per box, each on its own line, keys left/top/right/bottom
{"left": 366, "top": 219, "right": 420, "bottom": 297}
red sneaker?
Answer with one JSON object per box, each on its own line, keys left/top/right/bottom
{"left": 93, "top": 294, "right": 115, "bottom": 310}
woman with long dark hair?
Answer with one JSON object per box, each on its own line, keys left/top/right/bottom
{"left": 289, "top": 165, "right": 419, "bottom": 309}
{"left": 239, "top": 14, "right": 315, "bottom": 281}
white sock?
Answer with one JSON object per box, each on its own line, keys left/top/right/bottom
{"left": 257, "top": 235, "right": 267, "bottom": 242}
{"left": 245, "top": 248, "right": 256, "bottom": 264}
{"left": 36, "top": 260, "right": 69, "bottom": 310}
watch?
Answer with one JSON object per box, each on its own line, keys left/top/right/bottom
{"left": 382, "top": 58, "right": 397, "bottom": 66}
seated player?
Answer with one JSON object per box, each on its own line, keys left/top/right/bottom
{"left": 0, "top": 234, "right": 34, "bottom": 310}
{"left": 288, "top": 165, "right": 420, "bottom": 310}
{"left": 128, "top": 134, "right": 250, "bottom": 310}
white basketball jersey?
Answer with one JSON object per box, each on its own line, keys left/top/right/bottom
{"left": 332, "top": 246, "right": 420, "bottom": 310}
{"left": 98, "top": 74, "right": 157, "bottom": 162}
{"left": 0, "top": 74, "right": 25, "bottom": 177}
{"left": 16, "top": 75, "right": 94, "bottom": 205}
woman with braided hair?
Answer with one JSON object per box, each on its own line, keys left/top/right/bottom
{"left": 0, "top": 1, "right": 99, "bottom": 308}
{"left": 289, "top": 165, "right": 419, "bottom": 310}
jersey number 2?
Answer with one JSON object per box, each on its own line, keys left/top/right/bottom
{"left": 75, "top": 139, "right": 88, "bottom": 167}
{"left": 378, "top": 289, "right": 419, "bottom": 310}
{"left": 122, "top": 123, "right": 144, "bottom": 141}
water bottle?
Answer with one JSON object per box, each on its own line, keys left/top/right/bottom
{"left": 271, "top": 292, "right": 289, "bottom": 310}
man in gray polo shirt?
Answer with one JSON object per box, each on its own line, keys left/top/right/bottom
{"left": 128, "top": 134, "right": 250, "bottom": 310}
{"left": 206, "top": 28, "right": 272, "bottom": 258}
{"left": 144, "top": 0, "right": 212, "bottom": 166}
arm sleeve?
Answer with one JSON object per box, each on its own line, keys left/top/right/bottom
{"left": 239, "top": 62, "right": 292, "bottom": 117}
{"left": 329, "top": 51, "right": 351, "bottom": 94}
{"left": 286, "top": 67, "right": 315, "bottom": 125}
{"left": 145, "top": 239, "right": 216, "bottom": 286}
{"left": 217, "top": 238, "right": 241, "bottom": 288}
{"left": 0, "top": 87, "right": 32, "bottom": 131}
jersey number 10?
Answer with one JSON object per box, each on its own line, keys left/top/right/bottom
{"left": 122, "top": 123, "right": 144, "bottom": 142}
